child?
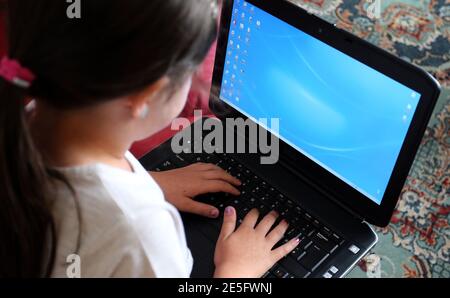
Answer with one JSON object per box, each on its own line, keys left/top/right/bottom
{"left": 0, "top": 0, "right": 299, "bottom": 278}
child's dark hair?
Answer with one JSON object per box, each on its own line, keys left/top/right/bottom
{"left": 0, "top": 0, "right": 217, "bottom": 277}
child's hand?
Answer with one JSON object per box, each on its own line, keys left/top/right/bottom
{"left": 150, "top": 163, "right": 241, "bottom": 218}
{"left": 214, "top": 207, "right": 300, "bottom": 278}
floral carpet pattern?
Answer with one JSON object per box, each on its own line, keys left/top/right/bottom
{"left": 288, "top": 0, "right": 449, "bottom": 277}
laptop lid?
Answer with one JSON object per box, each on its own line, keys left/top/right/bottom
{"left": 209, "top": 0, "right": 441, "bottom": 227}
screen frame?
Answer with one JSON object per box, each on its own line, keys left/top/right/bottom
{"left": 209, "top": 0, "right": 441, "bottom": 227}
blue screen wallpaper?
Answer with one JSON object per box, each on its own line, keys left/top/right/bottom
{"left": 219, "top": 0, "right": 421, "bottom": 205}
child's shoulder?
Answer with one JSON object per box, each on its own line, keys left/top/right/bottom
{"left": 51, "top": 199, "right": 156, "bottom": 277}
{"left": 49, "top": 156, "right": 185, "bottom": 277}
{"left": 49, "top": 166, "right": 164, "bottom": 277}
{"left": 51, "top": 160, "right": 169, "bottom": 235}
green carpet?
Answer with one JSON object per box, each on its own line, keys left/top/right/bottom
{"left": 289, "top": 0, "right": 449, "bottom": 278}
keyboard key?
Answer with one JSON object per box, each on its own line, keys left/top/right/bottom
{"left": 312, "top": 219, "right": 322, "bottom": 229}
{"left": 304, "top": 212, "right": 313, "bottom": 221}
{"left": 296, "top": 250, "right": 307, "bottom": 261}
{"left": 294, "top": 216, "right": 310, "bottom": 228}
{"left": 322, "top": 226, "right": 332, "bottom": 237}
{"left": 194, "top": 156, "right": 205, "bottom": 163}
{"left": 258, "top": 204, "right": 269, "bottom": 217}
{"left": 285, "top": 199, "right": 295, "bottom": 208}
{"left": 276, "top": 193, "right": 286, "bottom": 202}
{"left": 329, "top": 266, "right": 339, "bottom": 274}
{"left": 178, "top": 152, "right": 194, "bottom": 162}
{"left": 349, "top": 245, "right": 360, "bottom": 254}
{"left": 290, "top": 247, "right": 302, "bottom": 259}
{"left": 272, "top": 266, "right": 289, "bottom": 278}
{"left": 160, "top": 159, "right": 175, "bottom": 170}
{"left": 286, "top": 228, "right": 303, "bottom": 239}
{"left": 297, "top": 221, "right": 315, "bottom": 236}
{"left": 279, "top": 257, "right": 310, "bottom": 278}
{"left": 174, "top": 154, "right": 190, "bottom": 165}
{"left": 273, "top": 236, "right": 290, "bottom": 249}
{"left": 252, "top": 175, "right": 261, "bottom": 183}
{"left": 331, "top": 233, "right": 345, "bottom": 245}
{"left": 235, "top": 172, "right": 246, "bottom": 181}
{"left": 243, "top": 196, "right": 258, "bottom": 208}
{"left": 268, "top": 187, "right": 277, "bottom": 195}
{"left": 279, "top": 208, "right": 289, "bottom": 217}
{"left": 205, "top": 154, "right": 221, "bottom": 165}
{"left": 298, "top": 245, "right": 329, "bottom": 272}
{"left": 241, "top": 206, "right": 251, "bottom": 215}
{"left": 311, "top": 232, "right": 339, "bottom": 253}
{"left": 260, "top": 196, "right": 271, "bottom": 205}
{"left": 195, "top": 194, "right": 217, "bottom": 206}
{"left": 251, "top": 186, "right": 265, "bottom": 197}
{"left": 296, "top": 239, "right": 313, "bottom": 252}
{"left": 230, "top": 199, "right": 246, "bottom": 214}
{"left": 269, "top": 201, "right": 280, "bottom": 210}
{"left": 215, "top": 159, "right": 225, "bottom": 167}
{"left": 217, "top": 202, "right": 228, "bottom": 212}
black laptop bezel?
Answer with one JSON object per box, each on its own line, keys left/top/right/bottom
{"left": 209, "top": 0, "right": 441, "bottom": 227}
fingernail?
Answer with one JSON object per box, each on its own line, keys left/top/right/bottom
{"left": 295, "top": 238, "right": 300, "bottom": 243}
{"left": 210, "top": 209, "right": 219, "bottom": 218}
{"left": 225, "top": 206, "right": 234, "bottom": 216}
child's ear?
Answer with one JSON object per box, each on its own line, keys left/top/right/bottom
{"left": 126, "top": 77, "right": 170, "bottom": 119}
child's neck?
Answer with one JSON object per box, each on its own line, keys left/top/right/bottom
{"left": 29, "top": 101, "right": 134, "bottom": 172}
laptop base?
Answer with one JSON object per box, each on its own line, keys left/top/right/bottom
{"left": 139, "top": 120, "right": 378, "bottom": 278}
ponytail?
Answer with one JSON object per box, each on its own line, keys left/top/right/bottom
{"left": 0, "top": 80, "right": 56, "bottom": 277}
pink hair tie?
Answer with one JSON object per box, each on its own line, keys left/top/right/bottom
{"left": 0, "top": 56, "right": 36, "bottom": 88}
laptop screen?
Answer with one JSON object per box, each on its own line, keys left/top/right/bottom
{"left": 219, "top": 0, "right": 421, "bottom": 205}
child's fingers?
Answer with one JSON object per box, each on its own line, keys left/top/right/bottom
{"left": 240, "top": 208, "right": 259, "bottom": 229}
{"left": 192, "top": 163, "right": 217, "bottom": 171}
{"left": 219, "top": 206, "right": 237, "bottom": 240}
{"left": 203, "top": 169, "right": 242, "bottom": 186}
{"left": 182, "top": 199, "right": 219, "bottom": 219}
{"left": 266, "top": 220, "right": 289, "bottom": 245}
{"left": 200, "top": 180, "right": 241, "bottom": 196}
{"left": 271, "top": 238, "right": 300, "bottom": 263}
{"left": 255, "top": 211, "right": 279, "bottom": 235}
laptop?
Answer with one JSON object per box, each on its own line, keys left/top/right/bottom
{"left": 139, "top": 0, "right": 440, "bottom": 278}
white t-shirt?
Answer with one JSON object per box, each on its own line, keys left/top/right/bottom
{"left": 49, "top": 152, "right": 193, "bottom": 278}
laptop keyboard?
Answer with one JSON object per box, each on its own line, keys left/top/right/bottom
{"left": 151, "top": 152, "right": 346, "bottom": 278}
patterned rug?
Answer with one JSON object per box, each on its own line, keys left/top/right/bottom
{"left": 288, "top": 0, "right": 450, "bottom": 278}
